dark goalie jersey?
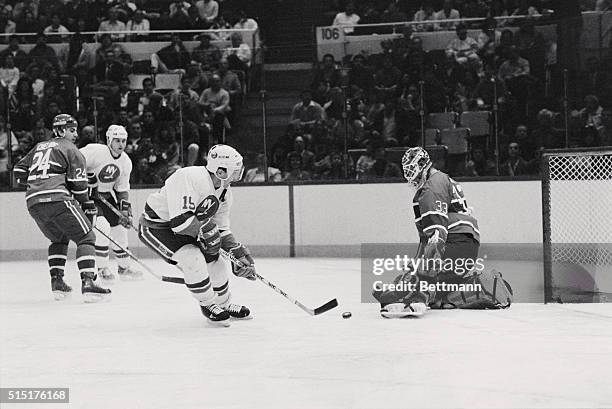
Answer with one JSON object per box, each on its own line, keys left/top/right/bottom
{"left": 14, "top": 138, "right": 88, "bottom": 208}
{"left": 413, "top": 169, "right": 480, "bottom": 243}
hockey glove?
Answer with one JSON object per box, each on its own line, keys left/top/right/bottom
{"left": 87, "top": 172, "right": 99, "bottom": 198}
{"left": 118, "top": 199, "right": 133, "bottom": 228}
{"left": 229, "top": 244, "right": 256, "bottom": 281}
{"left": 82, "top": 200, "right": 97, "bottom": 224}
{"left": 197, "top": 219, "right": 221, "bottom": 256}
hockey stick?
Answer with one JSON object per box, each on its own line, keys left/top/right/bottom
{"left": 92, "top": 225, "right": 183, "bottom": 284}
{"left": 220, "top": 248, "right": 339, "bottom": 316}
{"left": 96, "top": 195, "right": 339, "bottom": 316}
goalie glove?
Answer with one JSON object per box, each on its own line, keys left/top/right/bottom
{"left": 118, "top": 199, "right": 133, "bottom": 228}
{"left": 229, "top": 244, "right": 256, "bottom": 281}
{"left": 81, "top": 200, "right": 97, "bottom": 225}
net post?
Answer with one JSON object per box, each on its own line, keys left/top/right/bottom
{"left": 541, "top": 152, "right": 553, "bottom": 304}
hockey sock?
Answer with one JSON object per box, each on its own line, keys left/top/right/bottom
{"left": 94, "top": 216, "right": 111, "bottom": 269}
{"left": 213, "top": 281, "right": 231, "bottom": 306}
{"left": 76, "top": 244, "right": 97, "bottom": 280}
{"left": 173, "top": 246, "right": 216, "bottom": 305}
{"left": 48, "top": 243, "right": 68, "bottom": 278}
{"left": 95, "top": 245, "right": 109, "bottom": 269}
{"left": 111, "top": 225, "right": 130, "bottom": 269}
{"left": 209, "top": 258, "right": 231, "bottom": 305}
{"left": 113, "top": 248, "right": 130, "bottom": 269}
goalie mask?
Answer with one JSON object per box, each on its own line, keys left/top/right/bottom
{"left": 402, "top": 147, "right": 431, "bottom": 187}
{"left": 106, "top": 124, "right": 128, "bottom": 157}
{"left": 206, "top": 144, "right": 244, "bottom": 187}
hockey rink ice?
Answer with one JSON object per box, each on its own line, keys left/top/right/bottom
{"left": 1, "top": 257, "right": 612, "bottom": 409}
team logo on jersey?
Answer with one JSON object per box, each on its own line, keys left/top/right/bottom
{"left": 99, "top": 164, "right": 121, "bottom": 182}
{"left": 195, "top": 195, "right": 220, "bottom": 220}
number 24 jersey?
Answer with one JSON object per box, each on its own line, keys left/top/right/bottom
{"left": 14, "top": 138, "right": 88, "bottom": 208}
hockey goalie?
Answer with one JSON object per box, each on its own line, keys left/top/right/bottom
{"left": 373, "top": 147, "right": 513, "bottom": 318}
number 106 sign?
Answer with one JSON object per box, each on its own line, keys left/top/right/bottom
{"left": 317, "top": 26, "right": 345, "bottom": 44}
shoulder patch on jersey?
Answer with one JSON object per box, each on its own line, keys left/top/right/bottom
{"left": 99, "top": 163, "right": 121, "bottom": 182}
{"left": 195, "top": 195, "right": 220, "bottom": 220}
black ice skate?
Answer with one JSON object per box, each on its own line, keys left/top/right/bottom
{"left": 223, "top": 303, "right": 252, "bottom": 320}
{"left": 200, "top": 303, "right": 231, "bottom": 327}
{"left": 81, "top": 277, "right": 111, "bottom": 303}
{"left": 117, "top": 266, "right": 144, "bottom": 281}
{"left": 51, "top": 276, "right": 72, "bottom": 301}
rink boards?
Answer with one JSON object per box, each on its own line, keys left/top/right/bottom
{"left": 0, "top": 181, "right": 542, "bottom": 259}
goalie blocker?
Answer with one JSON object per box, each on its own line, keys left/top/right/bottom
{"left": 373, "top": 147, "right": 513, "bottom": 317}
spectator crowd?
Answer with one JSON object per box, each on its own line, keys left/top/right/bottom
{"left": 256, "top": 0, "right": 612, "bottom": 182}
{"left": 0, "top": 0, "right": 259, "bottom": 186}
{"left": 0, "top": 0, "right": 610, "bottom": 187}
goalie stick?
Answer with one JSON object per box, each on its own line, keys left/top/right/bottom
{"left": 95, "top": 195, "right": 339, "bottom": 316}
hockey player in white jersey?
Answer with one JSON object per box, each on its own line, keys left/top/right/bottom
{"left": 80, "top": 124, "right": 143, "bottom": 282}
{"left": 138, "top": 144, "right": 254, "bottom": 326}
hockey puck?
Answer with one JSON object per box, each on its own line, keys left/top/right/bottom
{"left": 342, "top": 312, "right": 352, "bottom": 319}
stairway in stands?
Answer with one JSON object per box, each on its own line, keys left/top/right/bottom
{"left": 227, "top": 0, "right": 333, "bottom": 155}
{"left": 228, "top": 69, "right": 313, "bottom": 155}
{"left": 260, "top": 0, "right": 331, "bottom": 64}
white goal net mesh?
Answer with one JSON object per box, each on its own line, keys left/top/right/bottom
{"left": 547, "top": 150, "right": 612, "bottom": 265}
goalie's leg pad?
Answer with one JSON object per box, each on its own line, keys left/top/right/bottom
{"left": 380, "top": 302, "right": 427, "bottom": 318}
{"left": 373, "top": 273, "right": 435, "bottom": 309}
{"left": 173, "top": 245, "right": 215, "bottom": 305}
{"left": 442, "top": 269, "right": 513, "bottom": 309}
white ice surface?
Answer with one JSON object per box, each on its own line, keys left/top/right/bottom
{"left": 1, "top": 258, "right": 612, "bottom": 409}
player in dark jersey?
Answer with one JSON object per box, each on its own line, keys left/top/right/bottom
{"left": 13, "top": 114, "right": 111, "bottom": 302}
{"left": 373, "top": 147, "right": 512, "bottom": 318}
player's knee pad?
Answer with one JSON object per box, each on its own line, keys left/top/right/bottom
{"left": 94, "top": 216, "right": 111, "bottom": 247}
{"left": 76, "top": 230, "right": 96, "bottom": 247}
{"left": 49, "top": 242, "right": 69, "bottom": 255}
{"left": 208, "top": 257, "right": 230, "bottom": 285}
{"left": 110, "top": 225, "right": 128, "bottom": 249}
{"left": 442, "top": 270, "right": 513, "bottom": 309}
{"left": 173, "top": 245, "right": 214, "bottom": 304}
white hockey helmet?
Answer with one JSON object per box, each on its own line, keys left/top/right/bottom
{"left": 106, "top": 124, "right": 128, "bottom": 155}
{"left": 206, "top": 144, "right": 244, "bottom": 185}
{"left": 402, "top": 147, "right": 431, "bottom": 187}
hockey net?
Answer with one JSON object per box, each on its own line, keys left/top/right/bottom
{"left": 542, "top": 148, "right": 612, "bottom": 303}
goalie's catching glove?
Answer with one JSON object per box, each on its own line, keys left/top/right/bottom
{"left": 229, "top": 244, "right": 256, "bottom": 281}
